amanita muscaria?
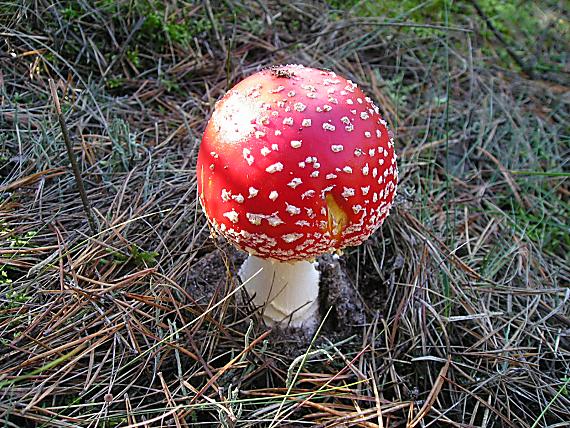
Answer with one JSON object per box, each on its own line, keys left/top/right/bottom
{"left": 197, "top": 64, "right": 397, "bottom": 328}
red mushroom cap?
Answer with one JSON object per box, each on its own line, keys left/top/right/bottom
{"left": 197, "top": 64, "right": 398, "bottom": 261}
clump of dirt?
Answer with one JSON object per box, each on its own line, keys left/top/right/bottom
{"left": 186, "top": 243, "right": 247, "bottom": 305}
{"left": 317, "top": 254, "right": 366, "bottom": 331}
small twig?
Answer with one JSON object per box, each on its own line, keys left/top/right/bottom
{"left": 469, "top": 0, "right": 535, "bottom": 79}
{"left": 49, "top": 79, "right": 97, "bottom": 235}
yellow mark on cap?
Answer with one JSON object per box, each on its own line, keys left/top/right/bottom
{"left": 325, "top": 193, "right": 348, "bottom": 238}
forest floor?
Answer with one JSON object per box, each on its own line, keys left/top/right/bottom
{"left": 1, "top": 1, "right": 569, "bottom": 427}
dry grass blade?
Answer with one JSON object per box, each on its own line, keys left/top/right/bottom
{"left": 407, "top": 357, "right": 450, "bottom": 427}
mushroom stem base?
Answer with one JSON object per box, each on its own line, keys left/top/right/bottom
{"left": 238, "top": 255, "right": 320, "bottom": 328}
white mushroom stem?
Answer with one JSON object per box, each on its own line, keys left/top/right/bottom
{"left": 238, "top": 255, "right": 320, "bottom": 328}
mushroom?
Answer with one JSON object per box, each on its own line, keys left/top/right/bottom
{"left": 197, "top": 64, "right": 398, "bottom": 328}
